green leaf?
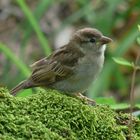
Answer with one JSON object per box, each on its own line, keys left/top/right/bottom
{"left": 0, "top": 43, "right": 30, "bottom": 77}
{"left": 110, "top": 103, "right": 129, "bottom": 110}
{"left": 138, "top": 25, "right": 140, "bottom": 32}
{"left": 110, "top": 103, "right": 140, "bottom": 112}
{"left": 136, "top": 104, "right": 140, "bottom": 108}
{"left": 112, "top": 57, "right": 134, "bottom": 67}
{"left": 95, "top": 97, "right": 116, "bottom": 105}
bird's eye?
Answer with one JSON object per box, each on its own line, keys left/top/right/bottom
{"left": 89, "top": 38, "right": 96, "bottom": 43}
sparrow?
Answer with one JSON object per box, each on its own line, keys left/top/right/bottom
{"left": 10, "top": 28, "right": 112, "bottom": 105}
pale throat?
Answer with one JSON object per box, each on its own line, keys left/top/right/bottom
{"left": 101, "top": 44, "right": 106, "bottom": 52}
{"left": 93, "top": 44, "right": 106, "bottom": 58}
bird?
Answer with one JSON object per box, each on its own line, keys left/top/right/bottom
{"left": 10, "top": 27, "right": 112, "bottom": 105}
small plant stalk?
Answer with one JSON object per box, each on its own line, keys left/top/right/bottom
{"left": 129, "top": 52, "right": 140, "bottom": 139}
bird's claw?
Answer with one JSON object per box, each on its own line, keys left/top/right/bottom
{"left": 75, "top": 93, "right": 96, "bottom": 106}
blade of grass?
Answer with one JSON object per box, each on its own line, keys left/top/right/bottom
{"left": 0, "top": 43, "right": 30, "bottom": 77}
{"left": 21, "top": 0, "right": 55, "bottom": 48}
{"left": 16, "top": 0, "right": 51, "bottom": 56}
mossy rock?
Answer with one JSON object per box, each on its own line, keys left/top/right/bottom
{"left": 0, "top": 88, "right": 140, "bottom": 140}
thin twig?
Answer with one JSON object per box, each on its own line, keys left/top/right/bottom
{"left": 129, "top": 52, "right": 140, "bottom": 139}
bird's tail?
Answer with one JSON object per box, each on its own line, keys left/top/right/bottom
{"left": 10, "top": 80, "right": 32, "bottom": 96}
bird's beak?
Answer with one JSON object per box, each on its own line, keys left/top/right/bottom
{"left": 100, "top": 36, "right": 112, "bottom": 45}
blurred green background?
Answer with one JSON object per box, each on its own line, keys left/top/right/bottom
{"left": 0, "top": 0, "right": 140, "bottom": 104}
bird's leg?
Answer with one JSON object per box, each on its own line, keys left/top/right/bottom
{"left": 74, "top": 93, "right": 96, "bottom": 106}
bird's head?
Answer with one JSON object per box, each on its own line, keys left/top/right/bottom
{"left": 70, "top": 28, "right": 112, "bottom": 54}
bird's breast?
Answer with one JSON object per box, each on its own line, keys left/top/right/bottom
{"left": 51, "top": 55, "right": 104, "bottom": 93}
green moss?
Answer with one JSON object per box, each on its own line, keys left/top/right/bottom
{"left": 0, "top": 87, "right": 140, "bottom": 140}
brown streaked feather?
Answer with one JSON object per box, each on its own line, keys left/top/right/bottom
{"left": 30, "top": 57, "right": 47, "bottom": 70}
{"left": 29, "top": 44, "right": 85, "bottom": 86}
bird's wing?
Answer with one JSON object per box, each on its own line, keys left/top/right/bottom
{"left": 29, "top": 45, "right": 85, "bottom": 86}
{"left": 30, "top": 57, "right": 47, "bottom": 70}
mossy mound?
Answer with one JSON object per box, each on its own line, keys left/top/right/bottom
{"left": 0, "top": 88, "right": 140, "bottom": 140}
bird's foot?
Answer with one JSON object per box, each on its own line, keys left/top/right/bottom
{"left": 75, "top": 93, "right": 96, "bottom": 106}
